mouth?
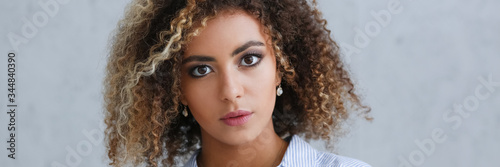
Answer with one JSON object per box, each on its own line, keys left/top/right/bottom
{"left": 220, "top": 110, "right": 253, "bottom": 126}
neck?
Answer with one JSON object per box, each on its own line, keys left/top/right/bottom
{"left": 197, "top": 121, "right": 288, "bottom": 167}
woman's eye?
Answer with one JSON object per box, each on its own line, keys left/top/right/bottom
{"left": 191, "top": 65, "right": 212, "bottom": 77}
{"left": 241, "top": 54, "right": 261, "bottom": 66}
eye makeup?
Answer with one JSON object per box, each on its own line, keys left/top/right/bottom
{"left": 188, "top": 64, "right": 213, "bottom": 78}
{"left": 238, "top": 51, "right": 263, "bottom": 68}
{"left": 184, "top": 48, "right": 266, "bottom": 78}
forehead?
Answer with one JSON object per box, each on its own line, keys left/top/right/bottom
{"left": 184, "top": 10, "right": 270, "bottom": 56}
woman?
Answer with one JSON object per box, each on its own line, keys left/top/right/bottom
{"left": 104, "top": 0, "right": 371, "bottom": 166}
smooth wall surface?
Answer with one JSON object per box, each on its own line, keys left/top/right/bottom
{"left": 1, "top": 0, "right": 499, "bottom": 166}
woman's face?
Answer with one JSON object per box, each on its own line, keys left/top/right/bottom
{"left": 180, "top": 10, "right": 280, "bottom": 146}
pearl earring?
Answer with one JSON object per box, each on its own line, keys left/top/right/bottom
{"left": 277, "top": 84, "right": 283, "bottom": 96}
{"left": 182, "top": 105, "right": 188, "bottom": 117}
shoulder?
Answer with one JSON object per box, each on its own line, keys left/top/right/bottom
{"left": 279, "top": 135, "right": 371, "bottom": 167}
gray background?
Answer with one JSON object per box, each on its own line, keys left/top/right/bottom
{"left": 0, "top": 0, "right": 499, "bottom": 166}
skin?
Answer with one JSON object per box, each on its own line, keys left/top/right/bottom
{"left": 180, "top": 10, "right": 288, "bottom": 167}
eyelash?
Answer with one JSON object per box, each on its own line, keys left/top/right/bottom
{"left": 240, "top": 53, "right": 263, "bottom": 67}
{"left": 188, "top": 53, "right": 263, "bottom": 78}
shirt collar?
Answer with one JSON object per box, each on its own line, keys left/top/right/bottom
{"left": 277, "top": 135, "right": 317, "bottom": 167}
{"left": 184, "top": 149, "right": 199, "bottom": 167}
{"left": 183, "top": 135, "right": 316, "bottom": 167}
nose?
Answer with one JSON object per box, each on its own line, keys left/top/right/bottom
{"left": 219, "top": 69, "right": 243, "bottom": 102}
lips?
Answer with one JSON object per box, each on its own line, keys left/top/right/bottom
{"left": 220, "top": 110, "right": 253, "bottom": 126}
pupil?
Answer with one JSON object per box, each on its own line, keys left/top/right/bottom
{"left": 197, "top": 66, "right": 207, "bottom": 74}
{"left": 244, "top": 57, "right": 253, "bottom": 64}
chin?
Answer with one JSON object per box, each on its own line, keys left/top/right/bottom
{"left": 217, "top": 128, "right": 262, "bottom": 146}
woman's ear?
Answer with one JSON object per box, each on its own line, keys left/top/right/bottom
{"left": 275, "top": 70, "right": 282, "bottom": 86}
{"left": 180, "top": 94, "right": 188, "bottom": 106}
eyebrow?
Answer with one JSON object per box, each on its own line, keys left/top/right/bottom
{"left": 232, "top": 40, "right": 265, "bottom": 56}
{"left": 182, "top": 55, "right": 215, "bottom": 64}
{"left": 182, "top": 40, "right": 265, "bottom": 64}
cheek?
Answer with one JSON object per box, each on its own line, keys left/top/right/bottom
{"left": 181, "top": 77, "right": 216, "bottom": 107}
{"left": 181, "top": 79, "right": 220, "bottom": 123}
{"left": 244, "top": 58, "right": 278, "bottom": 108}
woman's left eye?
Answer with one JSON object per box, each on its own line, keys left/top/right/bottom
{"left": 240, "top": 54, "right": 261, "bottom": 66}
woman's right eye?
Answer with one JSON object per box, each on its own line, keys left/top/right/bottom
{"left": 190, "top": 65, "right": 212, "bottom": 77}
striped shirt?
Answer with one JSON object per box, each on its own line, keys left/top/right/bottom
{"left": 183, "top": 135, "right": 371, "bottom": 167}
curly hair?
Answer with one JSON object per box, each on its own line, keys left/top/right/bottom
{"left": 103, "top": 0, "right": 371, "bottom": 166}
